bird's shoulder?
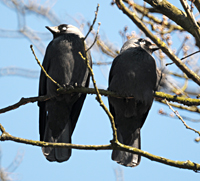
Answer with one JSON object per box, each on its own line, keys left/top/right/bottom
{"left": 110, "top": 47, "right": 155, "bottom": 73}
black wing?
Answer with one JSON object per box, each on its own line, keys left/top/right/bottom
{"left": 108, "top": 54, "right": 120, "bottom": 126}
{"left": 108, "top": 54, "right": 121, "bottom": 86}
{"left": 38, "top": 50, "right": 50, "bottom": 141}
{"left": 70, "top": 51, "right": 92, "bottom": 134}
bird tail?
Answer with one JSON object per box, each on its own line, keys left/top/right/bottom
{"left": 112, "top": 128, "right": 141, "bottom": 167}
{"left": 42, "top": 120, "right": 72, "bottom": 162}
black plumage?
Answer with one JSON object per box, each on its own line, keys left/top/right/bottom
{"left": 38, "top": 24, "right": 92, "bottom": 162}
{"left": 108, "top": 38, "right": 158, "bottom": 167}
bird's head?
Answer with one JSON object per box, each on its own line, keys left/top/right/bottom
{"left": 120, "top": 38, "right": 159, "bottom": 54}
{"left": 46, "top": 24, "right": 84, "bottom": 39}
{"left": 137, "top": 38, "right": 159, "bottom": 54}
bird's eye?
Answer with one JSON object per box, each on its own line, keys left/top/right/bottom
{"left": 62, "top": 27, "right": 67, "bottom": 31}
{"left": 140, "top": 41, "right": 146, "bottom": 45}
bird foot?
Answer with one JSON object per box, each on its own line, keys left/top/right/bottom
{"left": 74, "top": 82, "right": 83, "bottom": 88}
{"left": 62, "top": 83, "right": 74, "bottom": 90}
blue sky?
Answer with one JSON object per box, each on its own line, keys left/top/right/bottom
{"left": 1, "top": 0, "right": 200, "bottom": 180}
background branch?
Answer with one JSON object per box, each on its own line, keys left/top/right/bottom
{"left": 116, "top": 0, "right": 200, "bottom": 86}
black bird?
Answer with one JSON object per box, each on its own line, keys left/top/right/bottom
{"left": 108, "top": 38, "right": 158, "bottom": 167}
{"left": 38, "top": 24, "right": 92, "bottom": 162}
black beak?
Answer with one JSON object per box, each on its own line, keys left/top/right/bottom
{"left": 149, "top": 44, "right": 159, "bottom": 52}
{"left": 46, "top": 26, "right": 60, "bottom": 34}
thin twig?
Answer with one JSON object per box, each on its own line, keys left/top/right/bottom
{"left": 79, "top": 52, "right": 118, "bottom": 142}
{"left": 84, "top": 4, "right": 100, "bottom": 40}
{"left": 30, "top": 45, "right": 62, "bottom": 88}
{"left": 0, "top": 124, "right": 5, "bottom": 133}
{"left": 0, "top": 95, "right": 50, "bottom": 114}
{"left": 157, "top": 99, "right": 200, "bottom": 113}
{"left": 165, "top": 99, "right": 200, "bottom": 136}
{"left": 176, "top": 36, "right": 189, "bottom": 57}
{"left": 166, "top": 50, "right": 200, "bottom": 66}
{"left": 92, "top": 61, "right": 112, "bottom": 65}
{"left": 158, "top": 106, "right": 200, "bottom": 122}
{"left": 96, "top": 38, "right": 119, "bottom": 58}
{"left": 167, "top": 71, "right": 188, "bottom": 79}
{"left": 181, "top": 50, "right": 200, "bottom": 61}
{"left": 86, "top": 22, "right": 101, "bottom": 52}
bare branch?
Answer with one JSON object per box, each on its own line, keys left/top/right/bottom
{"left": 30, "top": 45, "right": 62, "bottom": 88}
{"left": 194, "top": 0, "right": 200, "bottom": 13}
{"left": 0, "top": 123, "right": 200, "bottom": 170}
{"left": 0, "top": 66, "right": 39, "bottom": 78}
{"left": 115, "top": 0, "right": 200, "bottom": 86}
{"left": 144, "top": 0, "right": 200, "bottom": 47}
{"left": 129, "top": 2, "right": 183, "bottom": 32}
{"left": 2, "top": 88, "right": 200, "bottom": 114}
{"left": 86, "top": 22, "right": 101, "bottom": 52}
{"left": 165, "top": 99, "right": 200, "bottom": 136}
{"left": 0, "top": 95, "right": 50, "bottom": 114}
{"left": 79, "top": 52, "right": 118, "bottom": 142}
{"left": 2, "top": 0, "right": 200, "bottom": 173}
{"left": 157, "top": 99, "right": 200, "bottom": 113}
{"left": 96, "top": 38, "right": 119, "bottom": 58}
{"left": 166, "top": 50, "right": 200, "bottom": 66}
{"left": 180, "top": 0, "right": 200, "bottom": 40}
{"left": 84, "top": 4, "right": 100, "bottom": 40}
{"left": 92, "top": 61, "right": 112, "bottom": 65}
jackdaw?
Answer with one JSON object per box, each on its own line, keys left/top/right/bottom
{"left": 108, "top": 38, "right": 158, "bottom": 167}
{"left": 38, "top": 24, "right": 92, "bottom": 162}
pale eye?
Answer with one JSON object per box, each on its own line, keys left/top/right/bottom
{"left": 140, "top": 41, "right": 146, "bottom": 45}
{"left": 62, "top": 27, "right": 67, "bottom": 31}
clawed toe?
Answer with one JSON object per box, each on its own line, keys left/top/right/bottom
{"left": 62, "top": 83, "right": 74, "bottom": 90}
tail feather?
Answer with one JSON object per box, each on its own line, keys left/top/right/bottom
{"left": 42, "top": 121, "right": 71, "bottom": 162}
{"left": 112, "top": 128, "right": 141, "bottom": 167}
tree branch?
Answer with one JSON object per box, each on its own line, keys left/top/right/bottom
{"left": 0, "top": 123, "right": 200, "bottom": 171}
{"left": 79, "top": 52, "right": 118, "bottom": 142}
{"left": 1, "top": 88, "right": 200, "bottom": 114}
{"left": 30, "top": 45, "right": 62, "bottom": 88}
{"left": 130, "top": 2, "right": 183, "bottom": 32}
{"left": 96, "top": 38, "right": 119, "bottom": 58}
{"left": 165, "top": 99, "right": 200, "bottom": 136}
{"left": 194, "top": 0, "right": 200, "bottom": 13}
{"left": 84, "top": 4, "right": 100, "bottom": 40}
{"left": 155, "top": 91, "right": 200, "bottom": 106}
{"left": 0, "top": 95, "right": 50, "bottom": 114}
{"left": 115, "top": 0, "right": 200, "bottom": 86}
{"left": 86, "top": 22, "right": 101, "bottom": 53}
{"left": 157, "top": 99, "right": 200, "bottom": 113}
{"left": 144, "top": 0, "right": 200, "bottom": 47}
{"left": 180, "top": 0, "right": 200, "bottom": 40}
